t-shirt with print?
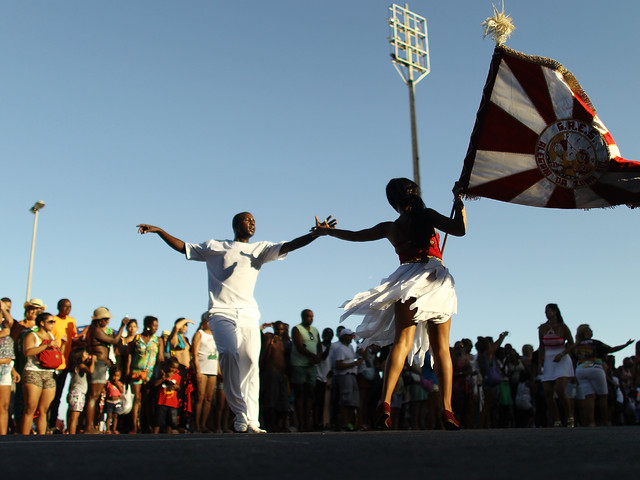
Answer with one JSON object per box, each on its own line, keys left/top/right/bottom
{"left": 157, "top": 372, "right": 181, "bottom": 408}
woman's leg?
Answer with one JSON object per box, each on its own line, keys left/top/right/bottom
{"left": 554, "top": 377, "right": 570, "bottom": 424}
{"left": 583, "top": 394, "right": 596, "bottom": 426}
{"left": 35, "top": 387, "right": 55, "bottom": 435}
{"left": 595, "top": 394, "right": 608, "bottom": 426}
{"left": 0, "top": 385, "right": 10, "bottom": 435}
{"left": 84, "top": 383, "right": 105, "bottom": 433}
{"left": 201, "top": 376, "right": 216, "bottom": 431}
{"left": 68, "top": 411, "right": 80, "bottom": 434}
{"left": 130, "top": 383, "right": 142, "bottom": 433}
{"left": 380, "top": 300, "right": 417, "bottom": 405}
{"left": 542, "top": 381, "right": 559, "bottom": 425}
{"left": 21, "top": 383, "right": 42, "bottom": 435}
{"left": 194, "top": 373, "right": 206, "bottom": 432}
{"left": 427, "top": 318, "right": 453, "bottom": 412}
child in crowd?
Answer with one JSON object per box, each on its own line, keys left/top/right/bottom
{"left": 66, "top": 348, "right": 96, "bottom": 434}
{"left": 515, "top": 370, "right": 535, "bottom": 428}
{"left": 104, "top": 368, "right": 124, "bottom": 434}
{"left": 153, "top": 357, "right": 181, "bottom": 434}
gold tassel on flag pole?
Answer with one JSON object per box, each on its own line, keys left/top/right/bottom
{"left": 442, "top": 2, "right": 515, "bottom": 254}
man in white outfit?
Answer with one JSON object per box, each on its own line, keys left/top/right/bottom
{"left": 137, "top": 213, "right": 333, "bottom": 433}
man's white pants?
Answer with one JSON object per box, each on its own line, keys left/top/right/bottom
{"left": 208, "top": 308, "right": 261, "bottom": 426}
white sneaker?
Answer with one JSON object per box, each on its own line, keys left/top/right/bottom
{"left": 233, "top": 414, "right": 248, "bottom": 433}
{"left": 247, "top": 423, "right": 266, "bottom": 434}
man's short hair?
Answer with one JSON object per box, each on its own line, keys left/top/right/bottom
{"left": 57, "top": 298, "right": 70, "bottom": 310}
{"left": 232, "top": 212, "right": 251, "bottom": 233}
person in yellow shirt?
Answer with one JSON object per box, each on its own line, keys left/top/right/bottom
{"left": 48, "top": 299, "right": 77, "bottom": 433}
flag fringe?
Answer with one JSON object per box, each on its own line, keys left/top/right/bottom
{"left": 497, "top": 45, "right": 596, "bottom": 114}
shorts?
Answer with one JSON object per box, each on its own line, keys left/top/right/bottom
{"left": 23, "top": 369, "right": 56, "bottom": 389}
{"left": 566, "top": 379, "right": 585, "bottom": 401}
{"left": 291, "top": 365, "right": 317, "bottom": 386}
{"left": 104, "top": 401, "right": 122, "bottom": 414}
{"left": 576, "top": 365, "right": 608, "bottom": 396}
{"left": 67, "top": 389, "right": 87, "bottom": 412}
{"left": 335, "top": 374, "right": 359, "bottom": 408}
{"left": 90, "top": 359, "right": 109, "bottom": 384}
{"left": 155, "top": 405, "right": 178, "bottom": 429}
{"left": 0, "top": 361, "right": 14, "bottom": 386}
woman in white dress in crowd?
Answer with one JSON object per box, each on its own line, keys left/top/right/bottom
{"left": 192, "top": 313, "right": 219, "bottom": 433}
{"left": 537, "top": 303, "right": 575, "bottom": 427}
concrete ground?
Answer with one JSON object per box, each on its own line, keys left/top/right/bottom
{"left": 2, "top": 427, "right": 638, "bottom": 479}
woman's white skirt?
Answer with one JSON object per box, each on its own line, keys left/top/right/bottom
{"left": 340, "top": 257, "right": 457, "bottom": 367}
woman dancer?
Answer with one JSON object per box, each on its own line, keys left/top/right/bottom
{"left": 537, "top": 303, "right": 574, "bottom": 427}
{"left": 313, "top": 177, "right": 466, "bottom": 429}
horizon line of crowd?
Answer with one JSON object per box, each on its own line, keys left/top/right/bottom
{"left": 0, "top": 297, "right": 638, "bottom": 435}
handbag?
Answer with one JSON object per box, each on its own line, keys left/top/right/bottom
{"left": 117, "top": 384, "right": 134, "bottom": 415}
{"left": 38, "top": 339, "right": 63, "bottom": 369}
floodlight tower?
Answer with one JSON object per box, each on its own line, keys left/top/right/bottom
{"left": 26, "top": 200, "right": 45, "bottom": 301}
{"left": 388, "top": 3, "right": 430, "bottom": 188}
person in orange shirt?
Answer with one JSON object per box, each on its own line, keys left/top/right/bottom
{"left": 48, "top": 299, "right": 77, "bottom": 433}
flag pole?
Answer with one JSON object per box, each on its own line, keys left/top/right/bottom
{"left": 442, "top": 5, "right": 514, "bottom": 254}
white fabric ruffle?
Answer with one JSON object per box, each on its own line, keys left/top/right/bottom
{"left": 340, "top": 257, "right": 457, "bottom": 367}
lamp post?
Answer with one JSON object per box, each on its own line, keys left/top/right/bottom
{"left": 388, "top": 3, "right": 430, "bottom": 188}
{"left": 26, "top": 200, "right": 45, "bottom": 302}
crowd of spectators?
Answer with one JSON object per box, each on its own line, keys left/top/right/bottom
{"left": 0, "top": 296, "right": 638, "bottom": 434}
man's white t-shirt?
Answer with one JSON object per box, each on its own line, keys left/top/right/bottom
{"left": 184, "top": 239, "right": 286, "bottom": 310}
{"left": 334, "top": 342, "right": 358, "bottom": 376}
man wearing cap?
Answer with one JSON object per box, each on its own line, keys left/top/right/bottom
{"left": 334, "top": 328, "right": 363, "bottom": 431}
{"left": 48, "top": 299, "right": 77, "bottom": 433}
{"left": 137, "top": 212, "right": 333, "bottom": 433}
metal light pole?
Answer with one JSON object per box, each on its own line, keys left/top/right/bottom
{"left": 26, "top": 200, "right": 45, "bottom": 302}
{"left": 388, "top": 3, "right": 430, "bottom": 188}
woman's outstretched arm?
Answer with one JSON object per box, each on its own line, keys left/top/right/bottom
{"left": 313, "top": 217, "right": 392, "bottom": 242}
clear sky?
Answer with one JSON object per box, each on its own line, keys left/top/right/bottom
{"left": 2, "top": 1, "right": 638, "bottom": 367}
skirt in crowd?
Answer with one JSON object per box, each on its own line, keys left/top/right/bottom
{"left": 340, "top": 257, "right": 457, "bottom": 367}
{"left": 540, "top": 345, "right": 574, "bottom": 382}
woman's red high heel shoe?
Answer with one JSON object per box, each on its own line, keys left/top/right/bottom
{"left": 441, "top": 410, "right": 461, "bottom": 430}
{"left": 375, "top": 402, "right": 392, "bottom": 430}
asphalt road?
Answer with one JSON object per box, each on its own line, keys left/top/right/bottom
{"left": 2, "top": 427, "right": 638, "bottom": 480}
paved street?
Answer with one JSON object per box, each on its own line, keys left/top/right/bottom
{"left": 2, "top": 427, "right": 638, "bottom": 479}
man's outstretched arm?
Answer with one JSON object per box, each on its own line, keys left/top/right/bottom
{"left": 279, "top": 216, "right": 337, "bottom": 255}
{"left": 279, "top": 233, "right": 315, "bottom": 255}
{"left": 137, "top": 224, "right": 186, "bottom": 254}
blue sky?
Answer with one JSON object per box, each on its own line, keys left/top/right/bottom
{"left": 2, "top": 1, "right": 638, "bottom": 366}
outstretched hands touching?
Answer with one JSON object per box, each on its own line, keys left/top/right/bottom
{"left": 310, "top": 215, "right": 337, "bottom": 237}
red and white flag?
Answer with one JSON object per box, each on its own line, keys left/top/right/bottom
{"left": 459, "top": 45, "right": 640, "bottom": 209}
